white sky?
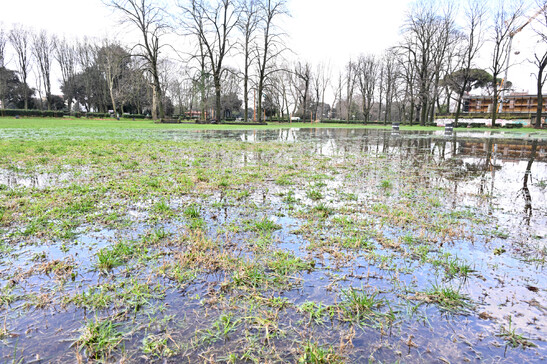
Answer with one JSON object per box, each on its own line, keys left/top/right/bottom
{"left": 0, "top": 0, "right": 543, "bottom": 97}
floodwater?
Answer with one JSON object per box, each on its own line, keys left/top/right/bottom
{"left": 0, "top": 128, "right": 546, "bottom": 363}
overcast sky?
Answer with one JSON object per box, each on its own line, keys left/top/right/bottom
{"left": 0, "top": 0, "right": 542, "bottom": 96}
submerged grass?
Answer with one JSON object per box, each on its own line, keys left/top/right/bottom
{"left": 76, "top": 317, "right": 123, "bottom": 360}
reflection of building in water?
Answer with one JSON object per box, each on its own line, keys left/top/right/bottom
{"left": 459, "top": 140, "right": 546, "bottom": 162}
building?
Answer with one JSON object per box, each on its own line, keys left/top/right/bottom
{"left": 464, "top": 93, "right": 547, "bottom": 114}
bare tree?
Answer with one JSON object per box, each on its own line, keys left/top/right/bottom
{"left": 318, "top": 62, "right": 331, "bottom": 120}
{"left": 489, "top": 0, "right": 524, "bottom": 126}
{"left": 273, "top": 66, "right": 293, "bottom": 120}
{"left": 400, "top": 0, "right": 459, "bottom": 125}
{"left": 453, "top": 0, "right": 486, "bottom": 125}
{"left": 237, "top": 0, "right": 259, "bottom": 122}
{"left": 76, "top": 38, "right": 97, "bottom": 112}
{"left": 331, "top": 71, "right": 344, "bottom": 119}
{"left": 293, "top": 61, "right": 311, "bottom": 120}
{"left": 181, "top": 0, "right": 239, "bottom": 123}
{"left": 428, "top": 3, "right": 458, "bottom": 123}
{"left": 381, "top": 49, "right": 400, "bottom": 124}
{"left": 33, "top": 30, "right": 55, "bottom": 110}
{"left": 402, "top": 1, "right": 435, "bottom": 125}
{"left": 255, "top": 0, "right": 287, "bottom": 122}
{"left": 312, "top": 65, "right": 321, "bottom": 120}
{"left": 9, "top": 25, "right": 32, "bottom": 110}
{"left": 97, "top": 39, "right": 128, "bottom": 116}
{"left": 345, "top": 59, "right": 357, "bottom": 121}
{"left": 357, "top": 54, "right": 378, "bottom": 123}
{"left": 55, "top": 37, "right": 78, "bottom": 112}
{"left": 107, "top": 0, "right": 168, "bottom": 120}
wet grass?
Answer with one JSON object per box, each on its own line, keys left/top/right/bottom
{"left": 75, "top": 318, "right": 123, "bottom": 360}
{"left": 0, "top": 125, "right": 545, "bottom": 362}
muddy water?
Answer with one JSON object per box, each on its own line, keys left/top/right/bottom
{"left": 0, "top": 128, "right": 546, "bottom": 363}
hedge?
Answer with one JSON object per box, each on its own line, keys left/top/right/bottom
{"left": 0, "top": 109, "right": 121, "bottom": 119}
{"left": 0, "top": 109, "right": 65, "bottom": 117}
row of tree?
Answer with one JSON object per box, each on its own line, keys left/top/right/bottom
{"left": 1, "top": 0, "right": 546, "bottom": 128}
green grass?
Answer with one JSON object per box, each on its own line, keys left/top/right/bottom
{"left": 183, "top": 204, "right": 201, "bottom": 218}
{"left": 426, "top": 284, "right": 471, "bottom": 312}
{"left": 201, "top": 313, "right": 241, "bottom": 343}
{"left": 248, "top": 218, "right": 282, "bottom": 233}
{"left": 76, "top": 318, "right": 123, "bottom": 360}
{"left": 339, "top": 288, "right": 388, "bottom": 322}
{"left": 142, "top": 334, "right": 175, "bottom": 357}
{"left": 298, "top": 341, "right": 343, "bottom": 363}
{"left": 306, "top": 189, "right": 324, "bottom": 201}
{"left": 496, "top": 317, "right": 536, "bottom": 349}
{"left": 299, "top": 301, "right": 331, "bottom": 325}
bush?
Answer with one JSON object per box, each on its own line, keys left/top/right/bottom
{"left": 0, "top": 109, "right": 65, "bottom": 118}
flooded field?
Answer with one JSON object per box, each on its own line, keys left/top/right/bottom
{"left": 0, "top": 127, "right": 546, "bottom": 363}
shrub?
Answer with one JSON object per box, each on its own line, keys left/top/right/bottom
{"left": 0, "top": 109, "right": 65, "bottom": 118}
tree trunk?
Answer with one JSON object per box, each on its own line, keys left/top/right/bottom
{"left": 536, "top": 64, "right": 545, "bottom": 129}
{"left": 454, "top": 79, "right": 468, "bottom": 127}
{"left": 244, "top": 72, "right": 249, "bottom": 122}
{"left": 214, "top": 76, "right": 221, "bottom": 123}
{"left": 258, "top": 82, "right": 263, "bottom": 123}
{"left": 151, "top": 86, "right": 157, "bottom": 120}
{"left": 491, "top": 75, "right": 499, "bottom": 127}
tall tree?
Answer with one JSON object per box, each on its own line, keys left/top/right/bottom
{"left": 255, "top": 0, "right": 287, "bottom": 122}
{"left": 452, "top": 0, "right": 486, "bottom": 126}
{"left": 97, "top": 40, "right": 129, "bottom": 116}
{"left": 237, "top": 0, "right": 259, "bottom": 122}
{"left": 357, "top": 54, "right": 378, "bottom": 123}
{"left": 32, "top": 30, "right": 55, "bottom": 110}
{"left": 9, "top": 25, "right": 32, "bottom": 110}
{"left": 428, "top": 3, "right": 458, "bottom": 123}
{"left": 345, "top": 59, "right": 357, "bottom": 121}
{"left": 107, "top": 0, "right": 168, "bottom": 120}
{"left": 181, "top": 0, "right": 239, "bottom": 123}
{"left": 402, "top": 1, "right": 437, "bottom": 125}
{"left": 381, "top": 49, "right": 399, "bottom": 124}
{"left": 293, "top": 61, "right": 311, "bottom": 120}
{"left": 55, "top": 37, "right": 78, "bottom": 112}
{"left": 489, "top": 0, "right": 524, "bottom": 126}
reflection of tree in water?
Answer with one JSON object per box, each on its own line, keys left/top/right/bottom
{"left": 519, "top": 140, "right": 537, "bottom": 225}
